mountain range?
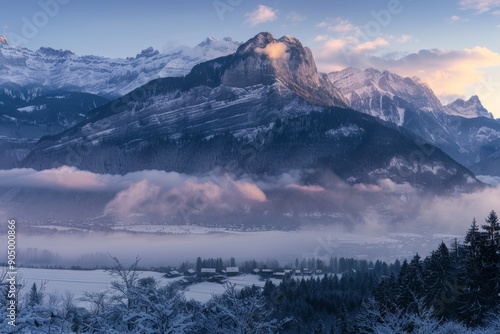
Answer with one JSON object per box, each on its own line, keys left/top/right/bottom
{"left": 1, "top": 32, "right": 499, "bottom": 195}
{"left": 5, "top": 33, "right": 479, "bottom": 195}
{"left": 0, "top": 36, "right": 241, "bottom": 97}
{"left": 0, "top": 36, "right": 241, "bottom": 168}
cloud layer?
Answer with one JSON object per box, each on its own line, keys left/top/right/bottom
{"left": 245, "top": 5, "right": 278, "bottom": 26}
{"left": 1, "top": 167, "right": 498, "bottom": 236}
{"left": 104, "top": 176, "right": 267, "bottom": 218}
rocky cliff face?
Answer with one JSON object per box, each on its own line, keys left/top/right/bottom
{"left": 328, "top": 67, "right": 443, "bottom": 125}
{"left": 444, "top": 95, "right": 493, "bottom": 119}
{"left": 222, "top": 32, "right": 346, "bottom": 107}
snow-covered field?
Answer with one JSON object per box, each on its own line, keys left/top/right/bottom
{"left": 4, "top": 267, "right": 174, "bottom": 308}
{"left": 184, "top": 275, "right": 285, "bottom": 303}
{"left": 2, "top": 267, "right": 293, "bottom": 307}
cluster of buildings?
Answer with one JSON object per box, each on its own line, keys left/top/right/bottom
{"left": 164, "top": 266, "right": 325, "bottom": 282}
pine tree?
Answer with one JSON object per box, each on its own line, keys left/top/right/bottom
{"left": 373, "top": 273, "right": 398, "bottom": 314}
{"left": 423, "top": 242, "right": 457, "bottom": 319}
{"left": 479, "top": 211, "right": 500, "bottom": 317}
{"left": 459, "top": 214, "right": 500, "bottom": 326}
{"left": 196, "top": 257, "right": 202, "bottom": 272}
{"left": 482, "top": 210, "right": 500, "bottom": 247}
{"left": 337, "top": 304, "right": 350, "bottom": 334}
{"left": 397, "top": 255, "right": 424, "bottom": 314}
{"left": 458, "top": 218, "right": 484, "bottom": 325}
{"left": 28, "top": 283, "right": 41, "bottom": 307}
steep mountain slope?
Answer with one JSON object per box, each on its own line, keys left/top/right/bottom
{"left": 470, "top": 137, "right": 500, "bottom": 176}
{"left": 329, "top": 67, "right": 500, "bottom": 175}
{"left": 0, "top": 87, "right": 109, "bottom": 139}
{"left": 328, "top": 67, "right": 443, "bottom": 125}
{"left": 403, "top": 109, "right": 500, "bottom": 166}
{"left": 22, "top": 33, "right": 479, "bottom": 192}
{"left": 0, "top": 87, "right": 109, "bottom": 169}
{"left": 0, "top": 37, "right": 240, "bottom": 97}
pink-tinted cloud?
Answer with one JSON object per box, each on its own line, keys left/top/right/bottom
{"left": 354, "top": 37, "right": 389, "bottom": 52}
{"left": 313, "top": 41, "right": 500, "bottom": 117}
{"left": 460, "top": 0, "right": 500, "bottom": 13}
{"left": 104, "top": 174, "right": 267, "bottom": 219}
{"left": 286, "top": 184, "right": 325, "bottom": 192}
{"left": 256, "top": 41, "right": 288, "bottom": 59}
{"left": 395, "top": 34, "right": 412, "bottom": 43}
{"left": 235, "top": 181, "right": 267, "bottom": 202}
{"left": 245, "top": 5, "right": 277, "bottom": 26}
{"left": 448, "top": 15, "right": 463, "bottom": 23}
{"left": 0, "top": 166, "right": 107, "bottom": 191}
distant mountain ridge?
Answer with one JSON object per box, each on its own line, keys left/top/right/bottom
{"left": 328, "top": 67, "right": 493, "bottom": 123}
{"left": 0, "top": 36, "right": 241, "bottom": 97}
{"left": 328, "top": 67, "right": 499, "bottom": 175}
{"left": 444, "top": 95, "right": 493, "bottom": 119}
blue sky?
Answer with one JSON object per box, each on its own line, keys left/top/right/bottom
{"left": 1, "top": 0, "right": 500, "bottom": 115}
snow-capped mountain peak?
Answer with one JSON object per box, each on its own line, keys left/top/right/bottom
{"left": 191, "top": 36, "right": 241, "bottom": 59}
{"left": 222, "top": 32, "right": 346, "bottom": 107}
{"left": 197, "top": 36, "right": 219, "bottom": 47}
{"left": 328, "top": 67, "right": 443, "bottom": 124}
{"left": 329, "top": 66, "right": 494, "bottom": 122}
{"left": 444, "top": 95, "right": 493, "bottom": 119}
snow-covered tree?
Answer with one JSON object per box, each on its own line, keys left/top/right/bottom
{"left": 200, "top": 284, "right": 277, "bottom": 334}
{"left": 123, "top": 281, "right": 194, "bottom": 334}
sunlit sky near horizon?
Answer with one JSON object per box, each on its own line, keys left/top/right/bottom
{"left": 1, "top": 0, "right": 499, "bottom": 116}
